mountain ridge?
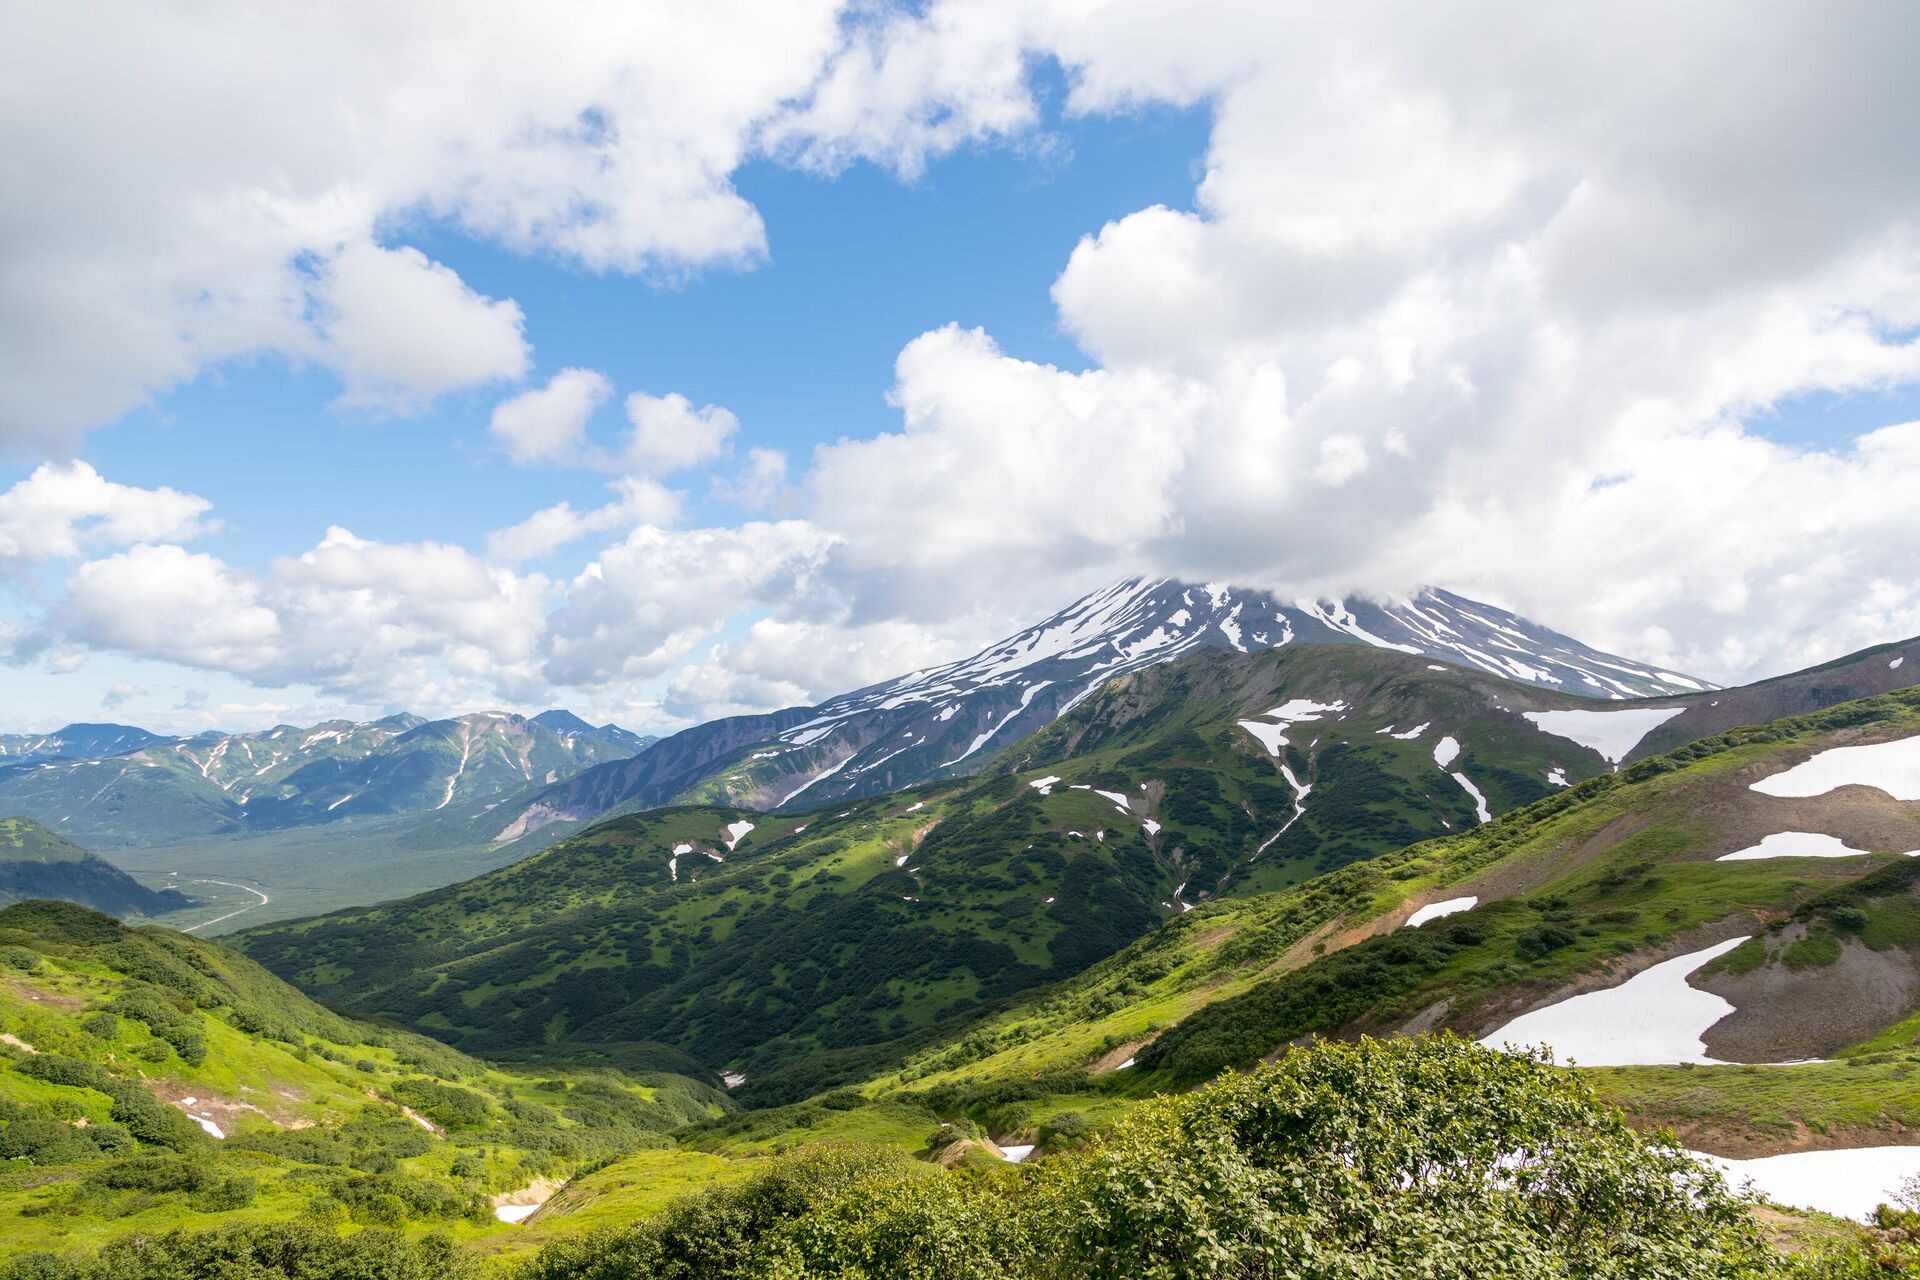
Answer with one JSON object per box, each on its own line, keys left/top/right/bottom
{"left": 483, "top": 578, "right": 1714, "bottom": 849}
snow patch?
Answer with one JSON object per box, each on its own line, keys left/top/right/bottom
{"left": 1717, "top": 831, "right": 1914, "bottom": 861}
{"left": 1432, "top": 736, "right": 1461, "bottom": 768}
{"left": 1693, "top": 1146, "right": 1920, "bottom": 1223}
{"left": 998, "top": 1143, "right": 1036, "bottom": 1164}
{"left": 1480, "top": 937, "right": 1750, "bottom": 1066}
{"left": 724, "top": 821, "right": 755, "bottom": 850}
{"left": 1237, "top": 699, "right": 1346, "bottom": 757}
{"left": 1406, "top": 896, "right": 1478, "bottom": 928}
{"left": 1451, "top": 772, "right": 1492, "bottom": 824}
{"left": 1029, "top": 775, "right": 1062, "bottom": 795}
{"left": 1750, "top": 734, "right": 1920, "bottom": 802}
{"left": 1522, "top": 706, "right": 1687, "bottom": 765}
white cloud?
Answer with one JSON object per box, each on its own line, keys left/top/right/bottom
{"left": 485, "top": 477, "right": 682, "bottom": 564}
{"left": 713, "top": 446, "right": 790, "bottom": 509}
{"left": 58, "top": 545, "right": 282, "bottom": 671}
{"left": 544, "top": 521, "right": 840, "bottom": 687}
{"left": 0, "top": 1, "right": 870, "bottom": 449}
{"left": 786, "top": 2, "right": 1920, "bottom": 683}
{"left": 622, "top": 391, "right": 739, "bottom": 474}
{"left": 0, "top": 463, "right": 211, "bottom": 573}
{"left": 489, "top": 368, "right": 613, "bottom": 465}
{"left": 8, "top": 3, "right": 1920, "bottom": 729}
{"left": 101, "top": 680, "right": 146, "bottom": 710}
{"left": 319, "top": 242, "right": 529, "bottom": 409}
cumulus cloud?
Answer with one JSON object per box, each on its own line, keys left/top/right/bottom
{"left": 58, "top": 545, "right": 283, "bottom": 671}
{"left": 0, "top": 1, "right": 893, "bottom": 450}
{"left": 787, "top": 1, "right": 1920, "bottom": 683}
{"left": 0, "top": 463, "right": 212, "bottom": 573}
{"left": 544, "top": 521, "right": 841, "bottom": 687}
{"left": 319, "top": 242, "right": 529, "bottom": 410}
{"left": 489, "top": 368, "right": 613, "bottom": 465}
{"left": 485, "top": 477, "right": 682, "bottom": 564}
{"left": 621, "top": 392, "right": 739, "bottom": 474}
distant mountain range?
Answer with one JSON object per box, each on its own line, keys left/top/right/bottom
{"left": 0, "top": 710, "right": 653, "bottom": 848}
{"left": 481, "top": 579, "right": 1715, "bottom": 847}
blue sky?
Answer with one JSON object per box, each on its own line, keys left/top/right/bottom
{"left": 67, "top": 104, "right": 1210, "bottom": 570}
{"left": 2, "top": 4, "right": 1916, "bottom": 737}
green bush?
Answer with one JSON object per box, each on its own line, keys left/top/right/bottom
{"left": 521, "top": 1038, "right": 1776, "bottom": 1280}
{"left": 0, "top": 1222, "right": 474, "bottom": 1280}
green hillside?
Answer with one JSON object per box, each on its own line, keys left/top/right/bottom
{"left": 237, "top": 645, "right": 1920, "bottom": 1103}
{"left": 0, "top": 819, "right": 192, "bottom": 920}
{"left": 0, "top": 900, "right": 726, "bottom": 1264}
{"left": 234, "top": 649, "right": 1624, "bottom": 1081}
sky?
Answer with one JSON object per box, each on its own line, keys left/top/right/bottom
{"left": 1, "top": 1, "right": 1918, "bottom": 737}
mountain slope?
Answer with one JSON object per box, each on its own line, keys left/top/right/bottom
{"left": 0, "top": 900, "right": 724, "bottom": 1261}
{"left": 0, "top": 818, "right": 193, "bottom": 918}
{"left": 860, "top": 684, "right": 1920, "bottom": 1110}
{"left": 486, "top": 578, "right": 1710, "bottom": 848}
{"left": 236, "top": 636, "right": 1902, "bottom": 1090}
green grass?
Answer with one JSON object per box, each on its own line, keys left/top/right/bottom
{"left": 0, "top": 900, "right": 727, "bottom": 1263}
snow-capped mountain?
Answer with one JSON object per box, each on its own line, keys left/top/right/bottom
{"left": 490, "top": 578, "right": 1711, "bottom": 842}
{"left": 0, "top": 710, "right": 654, "bottom": 848}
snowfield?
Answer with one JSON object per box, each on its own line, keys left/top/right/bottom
{"left": 1693, "top": 1146, "right": 1920, "bottom": 1222}
{"left": 1479, "top": 937, "right": 1749, "bottom": 1066}
{"left": 1521, "top": 706, "right": 1687, "bottom": 765}
{"left": 1716, "top": 831, "right": 1900, "bottom": 861}
{"left": 1237, "top": 699, "right": 1347, "bottom": 757}
{"left": 1405, "top": 896, "right": 1477, "bottom": 928}
{"left": 1749, "top": 733, "right": 1920, "bottom": 802}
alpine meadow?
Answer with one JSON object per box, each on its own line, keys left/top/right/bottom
{"left": 3, "top": 4, "right": 1920, "bottom": 1278}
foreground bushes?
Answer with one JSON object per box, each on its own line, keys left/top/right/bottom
{"left": 14, "top": 1036, "right": 1901, "bottom": 1279}
{"left": 529, "top": 1036, "right": 1780, "bottom": 1280}
{"left": 0, "top": 1223, "right": 472, "bottom": 1280}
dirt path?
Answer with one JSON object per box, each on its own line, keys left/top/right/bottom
{"left": 178, "top": 878, "right": 270, "bottom": 932}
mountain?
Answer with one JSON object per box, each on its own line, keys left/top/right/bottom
{"left": 0, "top": 710, "right": 655, "bottom": 849}
{"left": 0, "top": 899, "right": 723, "bottom": 1261}
{"left": 0, "top": 722, "right": 167, "bottom": 765}
{"left": 237, "top": 634, "right": 1912, "bottom": 1094}
{"left": 864, "top": 683, "right": 1920, "bottom": 1117}
{"left": 483, "top": 579, "right": 1711, "bottom": 848}
{"left": 0, "top": 817, "right": 193, "bottom": 918}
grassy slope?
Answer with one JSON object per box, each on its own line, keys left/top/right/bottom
{"left": 864, "top": 691, "right": 1920, "bottom": 1112}
{"left": 0, "top": 901, "right": 726, "bottom": 1262}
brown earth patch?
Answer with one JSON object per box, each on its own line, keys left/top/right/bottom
{"left": 3, "top": 976, "right": 84, "bottom": 1011}
{"left": 1700, "top": 930, "right": 1920, "bottom": 1061}
{"left": 1619, "top": 1109, "right": 1920, "bottom": 1161}
{"left": 144, "top": 1080, "right": 277, "bottom": 1137}
{"left": 1089, "top": 1039, "right": 1150, "bottom": 1073}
